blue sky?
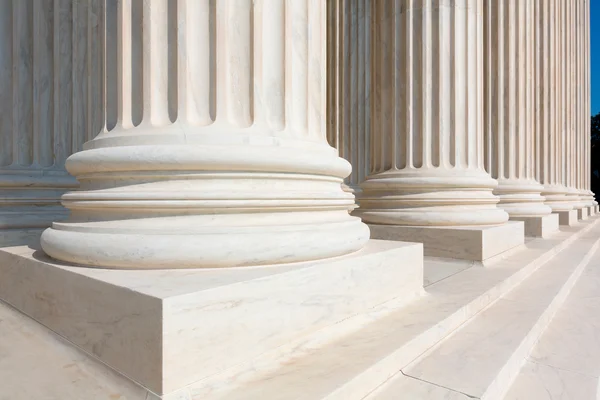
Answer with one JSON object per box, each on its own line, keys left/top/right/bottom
{"left": 592, "top": 2, "right": 600, "bottom": 114}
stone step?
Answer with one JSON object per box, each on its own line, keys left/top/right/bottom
{"left": 504, "top": 244, "right": 600, "bottom": 399}
{"left": 189, "top": 217, "right": 600, "bottom": 400}
{"left": 373, "top": 220, "right": 600, "bottom": 400}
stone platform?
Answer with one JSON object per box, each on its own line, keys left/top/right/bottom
{"left": 511, "top": 214, "right": 560, "bottom": 238}
{"left": 0, "top": 239, "right": 423, "bottom": 397}
{"left": 368, "top": 221, "right": 524, "bottom": 261}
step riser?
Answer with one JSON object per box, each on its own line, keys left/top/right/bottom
{"left": 326, "top": 219, "right": 600, "bottom": 400}
{"left": 483, "top": 239, "right": 600, "bottom": 400}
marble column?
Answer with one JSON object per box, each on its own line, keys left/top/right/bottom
{"left": 582, "top": 0, "right": 597, "bottom": 207}
{"left": 537, "top": 0, "right": 575, "bottom": 223}
{"left": 41, "top": 0, "right": 369, "bottom": 269}
{"left": 483, "top": 0, "right": 554, "bottom": 237}
{"left": 0, "top": 0, "right": 103, "bottom": 246}
{"left": 356, "top": 0, "right": 523, "bottom": 261}
{"left": 563, "top": 0, "right": 585, "bottom": 210}
{"left": 326, "top": 0, "right": 370, "bottom": 195}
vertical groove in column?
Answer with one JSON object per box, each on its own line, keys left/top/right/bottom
{"left": 54, "top": 0, "right": 73, "bottom": 167}
{"left": 0, "top": 0, "right": 13, "bottom": 167}
{"left": 72, "top": 0, "right": 88, "bottom": 152}
{"left": 177, "top": 0, "right": 215, "bottom": 126}
{"left": 326, "top": 0, "right": 370, "bottom": 191}
{"left": 307, "top": 0, "right": 325, "bottom": 141}
{"left": 260, "top": 0, "right": 285, "bottom": 131}
{"left": 33, "top": 0, "right": 54, "bottom": 166}
{"left": 88, "top": 0, "right": 104, "bottom": 142}
{"left": 358, "top": 0, "right": 507, "bottom": 227}
{"left": 286, "top": 0, "right": 307, "bottom": 134}
{"left": 142, "top": 0, "right": 171, "bottom": 127}
{"left": 483, "top": 0, "right": 550, "bottom": 217}
{"left": 14, "top": 0, "right": 34, "bottom": 166}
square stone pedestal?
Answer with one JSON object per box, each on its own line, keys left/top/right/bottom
{"left": 578, "top": 207, "right": 590, "bottom": 220}
{"left": 596, "top": 205, "right": 599, "bottom": 214}
{"left": 589, "top": 206, "right": 597, "bottom": 216}
{"left": 368, "top": 221, "right": 524, "bottom": 261}
{"left": 0, "top": 240, "right": 423, "bottom": 397}
{"left": 511, "top": 214, "right": 560, "bottom": 238}
{"left": 554, "top": 210, "right": 579, "bottom": 226}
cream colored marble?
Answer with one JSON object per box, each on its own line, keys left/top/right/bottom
{"left": 178, "top": 220, "right": 599, "bottom": 400}
{"left": 368, "top": 221, "right": 524, "bottom": 262}
{"left": 511, "top": 214, "right": 559, "bottom": 238}
{"left": 0, "top": 0, "right": 102, "bottom": 245}
{"left": 537, "top": 0, "right": 574, "bottom": 212}
{"left": 505, "top": 361, "right": 598, "bottom": 400}
{"left": 40, "top": 0, "right": 369, "bottom": 269}
{"left": 556, "top": 209, "right": 579, "bottom": 226}
{"left": 484, "top": 0, "right": 551, "bottom": 221}
{"left": 326, "top": 0, "right": 370, "bottom": 194}
{"left": 579, "top": 207, "right": 590, "bottom": 220}
{"left": 356, "top": 0, "right": 508, "bottom": 227}
{"left": 0, "top": 301, "right": 151, "bottom": 400}
{"left": 0, "top": 239, "right": 423, "bottom": 396}
{"left": 368, "top": 374, "right": 471, "bottom": 400}
{"left": 401, "top": 225, "right": 600, "bottom": 399}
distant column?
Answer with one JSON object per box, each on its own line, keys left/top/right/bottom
{"left": 0, "top": 0, "right": 103, "bottom": 245}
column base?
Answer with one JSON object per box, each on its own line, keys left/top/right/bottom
{"left": 578, "top": 207, "right": 590, "bottom": 220}
{"left": 510, "top": 214, "right": 559, "bottom": 238}
{"left": 553, "top": 210, "right": 579, "bottom": 226}
{"left": 368, "top": 221, "right": 524, "bottom": 261}
{"left": 0, "top": 239, "right": 423, "bottom": 396}
{"left": 589, "top": 206, "right": 597, "bottom": 216}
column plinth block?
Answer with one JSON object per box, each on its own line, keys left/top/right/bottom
{"left": 368, "top": 221, "right": 524, "bottom": 262}
{"left": 553, "top": 210, "right": 579, "bottom": 226}
{"left": 0, "top": 240, "right": 423, "bottom": 396}
{"left": 511, "top": 214, "right": 560, "bottom": 238}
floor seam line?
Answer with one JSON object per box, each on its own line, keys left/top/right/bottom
{"left": 400, "top": 370, "right": 479, "bottom": 399}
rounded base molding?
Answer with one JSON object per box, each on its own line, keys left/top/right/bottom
{"left": 494, "top": 179, "right": 552, "bottom": 218}
{"left": 40, "top": 131, "right": 370, "bottom": 269}
{"left": 356, "top": 169, "right": 509, "bottom": 226}
{"left": 542, "top": 184, "right": 574, "bottom": 212}
{"left": 41, "top": 212, "right": 370, "bottom": 269}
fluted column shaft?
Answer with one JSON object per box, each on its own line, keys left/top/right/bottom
{"left": 326, "top": 0, "right": 370, "bottom": 194}
{"left": 41, "top": 0, "right": 369, "bottom": 269}
{"left": 537, "top": 0, "right": 573, "bottom": 211}
{"left": 483, "top": 0, "right": 551, "bottom": 218}
{"left": 582, "top": 0, "right": 596, "bottom": 205}
{"left": 357, "top": 0, "right": 508, "bottom": 227}
{"left": 0, "top": 0, "right": 102, "bottom": 239}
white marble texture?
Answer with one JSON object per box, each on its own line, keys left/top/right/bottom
{"left": 40, "top": 0, "right": 370, "bottom": 269}
{"left": 399, "top": 223, "right": 600, "bottom": 399}
{"left": 505, "top": 361, "right": 598, "bottom": 400}
{"left": 505, "top": 243, "right": 600, "bottom": 399}
{"left": 326, "top": 0, "right": 370, "bottom": 194}
{"left": 0, "top": 239, "right": 423, "bottom": 396}
{"left": 555, "top": 209, "right": 579, "bottom": 226}
{"left": 484, "top": 0, "right": 552, "bottom": 219}
{"left": 178, "top": 220, "right": 599, "bottom": 400}
{"left": 0, "top": 300, "right": 151, "bottom": 400}
{"left": 368, "top": 221, "right": 525, "bottom": 261}
{"left": 0, "top": 0, "right": 101, "bottom": 244}
{"left": 511, "top": 214, "right": 560, "bottom": 238}
{"left": 356, "top": 0, "right": 509, "bottom": 228}
{"left": 579, "top": 206, "right": 590, "bottom": 220}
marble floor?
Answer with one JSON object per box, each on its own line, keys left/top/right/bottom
{"left": 2, "top": 217, "right": 600, "bottom": 400}
{"left": 504, "top": 240, "right": 600, "bottom": 400}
